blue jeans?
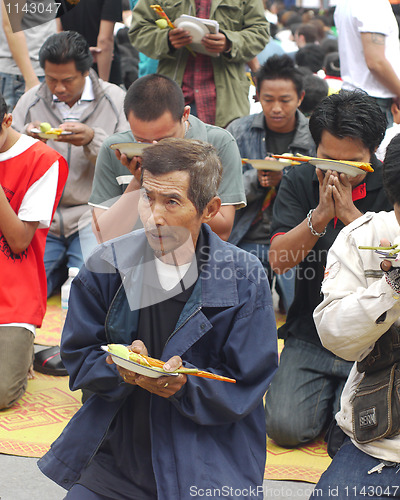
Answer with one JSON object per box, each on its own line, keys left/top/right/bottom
{"left": 238, "top": 241, "right": 295, "bottom": 314}
{"left": 265, "top": 337, "right": 353, "bottom": 447}
{"left": 0, "top": 72, "right": 44, "bottom": 110}
{"left": 312, "top": 437, "right": 400, "bottom": 498}
{"left": 0, "top": 72, "right": 25, "bottom": 111}
{"left": 44, "top": 224, "right": 98, "bottom": 297}
{"left": 373, "top": 97, "right": 394, "bottom": 128}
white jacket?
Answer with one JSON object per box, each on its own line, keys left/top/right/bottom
{"left": 314, "top": 210, "right": 400, "bottom": 462}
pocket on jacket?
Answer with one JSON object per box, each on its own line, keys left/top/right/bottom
{"left": 214, "top": 2, "right": 243, "bottom": 30}
{"left": 161, "top": 0, "right": 185, "bottom": 21}
{"left": 352, "top": 363, "right": 400, "bottom": 444}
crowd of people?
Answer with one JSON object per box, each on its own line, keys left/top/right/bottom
{"left": 1, "top": 0, "right": 400, "bottom": 498}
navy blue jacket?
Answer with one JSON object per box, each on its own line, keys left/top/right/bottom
{"left": 38, "top": 225, "right": 278, "bottom": 499}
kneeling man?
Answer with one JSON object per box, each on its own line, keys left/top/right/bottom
{"left": 38, "top": 138, "right": 278, "bottom": 500}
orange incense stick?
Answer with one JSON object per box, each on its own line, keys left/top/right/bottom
{"left": 272, "top": 154, "right": 374, "bottom": 172}
{"left": 130, "top": 351, "right": 236, "bottom": 383}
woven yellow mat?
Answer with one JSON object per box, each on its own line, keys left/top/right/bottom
{"left": 0, "top": 372, "right": 81, "bottom": 458}
{"left": 265, "top": 435, "right": 331, "bottom": 484}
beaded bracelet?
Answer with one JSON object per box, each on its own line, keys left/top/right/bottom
{"left": 307, "top": 209, "right": 327, "bottom": 237}
{"left": 385, "top": 268, "right": 400, "bottom": 294}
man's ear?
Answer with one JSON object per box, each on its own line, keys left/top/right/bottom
{"left": 2, "top": 113, "right": 13, "bottom": 129}
{"left": 201, "top": 196, "right": 222, "bottom": 223}
{"left": 297, "top": 90, "right": 306, "bottom": 107}
{"left": 391, "top": 101, "right": 400, "bottom": 125}
{"left": 182, "top": 106, "right": 191, "bottom": 122}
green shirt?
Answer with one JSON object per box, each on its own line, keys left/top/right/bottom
{"left": 89, "top": 115, "right": 246, "bottom": 209}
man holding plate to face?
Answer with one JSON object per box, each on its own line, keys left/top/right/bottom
{"left": 264, "top": 90, "right": 393, "bottom": 449}
{"left": 89, "top": 74, "right": 245, "bottom": 243}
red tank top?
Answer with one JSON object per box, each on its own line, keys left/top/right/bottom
{"left": 0, "top": 140, "right": 68, "bottom": 326}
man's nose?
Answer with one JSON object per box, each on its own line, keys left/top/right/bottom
{"left": 54, "top": 81, "right": 66, "bottom": 93}
{"left": 271, "top": 101, "right": 282, "bottom": 113}
{"left": 148, "top": 203, "right": 165, "bottom": 225}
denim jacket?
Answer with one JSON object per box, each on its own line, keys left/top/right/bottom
{"left": 227, "top": 111, "right": 316, "bottom": 246}
{"left": 38, "top": 225, "right": 278, "bottom": 499}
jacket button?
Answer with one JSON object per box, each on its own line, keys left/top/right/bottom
{"left": 200, "top": 323, "right": 206, "bottom": 329}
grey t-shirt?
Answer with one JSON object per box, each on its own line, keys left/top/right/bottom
{"left": 89, "top": 115, "right": 246, "bottom": 210}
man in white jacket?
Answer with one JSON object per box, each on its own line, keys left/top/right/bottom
{"left": 313, "top": 134, "right": 400, "bottom": 497}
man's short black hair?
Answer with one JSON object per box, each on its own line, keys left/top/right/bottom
{"left": 124, "top": 74, "right": 185, "bottom": 122}
{"left": 320, "top": 37, "right": 338, "bottom": 56}
{"left": 39, "top": 31, "right": 93, "bottom": 74}
{"left": 0, "top": 93, "right": 7, "bottom": 122}
{"left": 279, "top": 10, "right": 302, "bottom": 27}
{"left": 383, "top": 134, "right": 400, "bottom": 206}
{"left": 309, "top": 18, "right": 326, "bottom": 42}
{"left": 299, "top": 74, "right": 328, "bottom": 117}
{"left": 323, "top": 52, "right": 340, "bottom": 78}
{"left": 309, "top": 90, "right": 387, "bottom": 153}
{"left": 295, "top": 43, "right": 324, "bottom": 73}
{"left": 295, "top": 23, "right": 318, "bottom": 43}
{"left": 256, "top": 54, "right": 304, "bottom": 98}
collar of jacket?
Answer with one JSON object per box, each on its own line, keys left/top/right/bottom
{"left": 102, "top": 225, "right": 239, "bottom": 307}
{"left": 101, "top": 225, "right": 240, "bottom": 344}
{"left": 251, "top": 110, "right": 316, "bottom": 154}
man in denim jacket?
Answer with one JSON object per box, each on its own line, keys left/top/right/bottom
{"left": 38, "top": 139, "right": 278, "bottom": 500}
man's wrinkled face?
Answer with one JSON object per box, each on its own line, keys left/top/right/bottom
{"left": 316, "top": 130, "right": 371, "bottom": 187}
{"left": 44, "top": 60, "right": 88, "bottom": 108}
{"left": 138, "top": 170, "right": 203, "bottom": 260}
{"left": 258, "top": 78, "right": 304, "bottom": 134}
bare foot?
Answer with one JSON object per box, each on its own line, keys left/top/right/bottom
{"left": 28, "top": 364, "right": 35, "bottom": 380}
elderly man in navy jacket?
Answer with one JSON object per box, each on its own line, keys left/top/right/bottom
{"left": 38, "top": 138, "right": 278, "bottom": 500}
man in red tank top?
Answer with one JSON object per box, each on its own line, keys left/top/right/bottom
{"left": 0, "top": 94, "right": 68, "bottom": 409}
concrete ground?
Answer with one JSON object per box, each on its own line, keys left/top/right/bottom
{"left": 0, "top": 453, "right": 315, "bottom": 499}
